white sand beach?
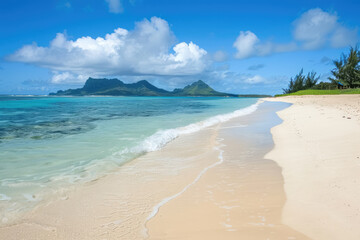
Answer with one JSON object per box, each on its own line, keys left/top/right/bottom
{"left": 265, "top": 95, "right": 360, "bottom": 240}
{"left": 1, "top": 96, "right": 359, "bottom": 239}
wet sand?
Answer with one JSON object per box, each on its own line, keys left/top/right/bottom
{"left": 147, "top": 102, "right": 310, "bottom": 240}
{"left": 0, "top": 101, "right": 311, "bottom": 239}
{"left": 0, "top": 126, "right": 222, "bottom": 239}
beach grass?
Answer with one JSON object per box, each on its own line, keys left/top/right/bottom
{"left": 276, "top": 88, "right": 360, "bottom": 97}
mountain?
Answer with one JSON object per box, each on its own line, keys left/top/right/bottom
{"left": 172, "top": 80, "right": 237, "bottom": 97}
{"left": 51, "top": 78, "right": 172, "bottom": 96}
{"left": 49, "top": 78, "right": 239, "bottom": 97}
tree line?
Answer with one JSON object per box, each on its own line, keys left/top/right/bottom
{"left": 283, "top": 46, "right": 360, "bottom": 94}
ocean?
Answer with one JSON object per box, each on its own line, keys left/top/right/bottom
{"left": 0, "top": 96, "right": 259, "bottom": 223}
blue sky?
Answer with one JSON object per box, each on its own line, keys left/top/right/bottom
{"left": 0, "top": 0, "right": 359, "bottom": 95}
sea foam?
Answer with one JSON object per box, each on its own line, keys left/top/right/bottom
{"left": 116, "top": 102, "right": 259, "bottom": 157}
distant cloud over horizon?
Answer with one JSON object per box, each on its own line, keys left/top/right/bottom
{"left": 243, "top": 75, "right": 266, "bottom": 84}
{"left": 8, "top": 17, "right": 209, "bottom": 84}
{"left": 233, "top": 8, "right": 359, "bottom": 59}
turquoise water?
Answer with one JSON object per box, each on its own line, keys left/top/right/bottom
{"left": 0, "top": 96, "right": 258, "bottom": 222}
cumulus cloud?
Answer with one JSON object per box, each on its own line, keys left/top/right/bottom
{"left": 234, "top": 8, "right": 358, "bottom": 59}
{"left": 233, "top": 31, "right": 297, "bottom": 59}
{"left": 293, "top": 8, "right": 358, "bottom": 49}
{"left": 105, "top": 0, "right": 123, "bottom": 13}
{"left": 233, "top": 31, "right": 259, "bottom": 59}
{"left": 293, "top": 8, "right": 338, "bottom": 49}
{"left": 51, "top": 72, "right": 88, "bottom": 84}
{"left": 8, "top": 17, "right": 208, "bottom": 84}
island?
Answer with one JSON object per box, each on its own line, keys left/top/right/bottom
{"left": 49, "top": 78, "right": 270, "bottom": 97}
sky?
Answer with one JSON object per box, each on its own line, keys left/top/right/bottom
{"left": 0, "top": 0, "right": 359, "bottom": 95}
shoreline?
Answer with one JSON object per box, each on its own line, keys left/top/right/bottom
{"left": 0, "top": 100, "right": 295, "bottom": 239}
{"left": 0, "top": 99, "right": 260, "bottom": 227}
{"left": 0, "top": 125, "right": 223, "bottom": 239}
{"left": 2, "top": 95, "right": 359, "bottom": 239}
{"left": 146, "top": 101, "right": 310, "bottom": 239}
{"left": 265, "top": 95, "right": 360, "bottom": 240}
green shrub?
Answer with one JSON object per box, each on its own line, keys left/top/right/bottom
{"left": 283, "top": 69, "right": 320, "bottom": 94}
{"left": 329, "top": 46, "right": 360, "bottom": 88}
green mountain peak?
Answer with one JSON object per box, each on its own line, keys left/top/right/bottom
{"left": 49, "top": 78, "right": 264, "bottom": 97}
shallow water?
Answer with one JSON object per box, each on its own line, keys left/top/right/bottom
{"left": 0, "top": 96, "right": 258, "bottom": 223}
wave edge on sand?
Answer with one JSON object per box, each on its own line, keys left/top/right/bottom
{"left": 143, "top": 138, "right": 226, "bottom": 237}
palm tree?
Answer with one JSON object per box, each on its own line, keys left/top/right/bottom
{"left": 329, "top": 46, "right": 360, "bottom": 88}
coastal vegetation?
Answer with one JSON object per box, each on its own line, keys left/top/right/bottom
{"left": 329, "top": 46, "right": 360, "bottom": 88}
{"left": 277, "top": 88, "right": 360, "bottom": 96}
{"left": 282, "top": 69, "right": 320, "bottom": 94}
{"left": 279, "top": 46, "right": 360, "bottom": 96}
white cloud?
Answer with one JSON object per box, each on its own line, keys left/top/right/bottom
{"left": 293, "top": 8, "right": 337, "bottom": 49}
{"left": 233, "top": 8, "right": 358, "bottom": 59}
{"left": 208, "top": 70, "right": 267, "bottom": 86}
{"left": 205, "top": 69, "right": 288, "bottom": 95}
{"left": 233, "top": 31, "right": 259, "bottom": 59}
{"left": 9, "top": 17, "right": 208, "bottom": 84}
{"left": 293, "top": 8, "right": 358, "bottom": 49}
{"left": 331, "top": 26, "right": 358, "bottom": 48}
{"left": 233, "top": 31, "right": 297, "bottom": 59}
{"left": 244, "top": 75, "right": 266, "bottom": 84}
{"left": 105, "top": 0, "right": 123, "bottom": 13}
{"left": 51, "top": 72, "right": 88, "bottom": 84}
